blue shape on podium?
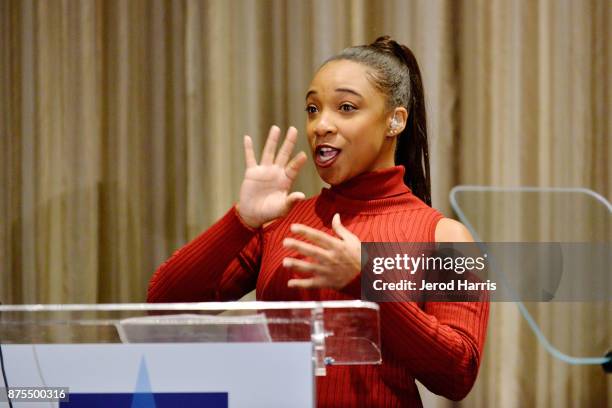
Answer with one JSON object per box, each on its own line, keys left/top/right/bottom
{"left": 60, "top": 355, "right": 228, "bottom": 407}
{"left": 62, "top": 393, "right": 228, "bottom": 407}
{"left": 131, "top": 357, "right": 155, "bottom": 408}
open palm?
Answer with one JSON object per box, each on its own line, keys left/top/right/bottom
{"left": 238, "top": 126, "right": 307, "bottom": 228}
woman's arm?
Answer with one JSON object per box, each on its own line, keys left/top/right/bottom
{"left": 379, "top": 218, "right": 489, "bottom": 401}
{"left": 378, "top": 290, "right": 488, "bottom": 400}
{"left": 148, "top": 126, "right": 307, "bottom": 303}
{"left": 147, "top": 206, "right": 261, "bottom": 302}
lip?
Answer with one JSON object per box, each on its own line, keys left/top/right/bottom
{"left": 314, "top": 144, "right": 341, "bottom": 168}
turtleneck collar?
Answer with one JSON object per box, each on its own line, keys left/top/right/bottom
{"left": 317, "top": 165, "right": 427, "bottom": 215}
{"left": 328, "top": 165, "right": 410, "bottom": 200}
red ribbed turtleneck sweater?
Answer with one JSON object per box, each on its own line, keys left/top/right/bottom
{"left": 147, "top": 166, "right": 489, "bottom": 407}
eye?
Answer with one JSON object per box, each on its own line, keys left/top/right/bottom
{"left": 305, "top": 104, "right": 318, "bottom": 114}
{"left": 339, "top": 103, "right": 356, "bottom": 112}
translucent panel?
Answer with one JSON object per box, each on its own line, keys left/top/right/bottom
{"left": 450, "top": 187, "right": 611, "bottom": 242}
{"left": 450, "top": 186, "right": 611, "bottom": 366}
{"left": 0, "top": 301, "right": 381, "bottom": 376}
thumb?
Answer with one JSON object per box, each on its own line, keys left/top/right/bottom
{"left": 332, "top": 213, "right": 351, "bottom": 240}
{"left": 286, "top": 191, "right": 306, "bottom": 209}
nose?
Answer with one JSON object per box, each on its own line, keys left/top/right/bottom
{"left": 313, "top": 111, "right": 337, "bottom": 137}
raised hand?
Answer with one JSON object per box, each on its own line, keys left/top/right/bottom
{"left": 283, "top": 214, "right": 361, "bottom": 290}
{"left": 237, "top": 126, "right": 308, "bottom": 228}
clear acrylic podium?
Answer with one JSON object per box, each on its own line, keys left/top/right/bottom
{"left": 0, "top": 300, "right": 381, "bottom": 407}
{"left": 450, "top": 186, "right": 611, "bottom": 369}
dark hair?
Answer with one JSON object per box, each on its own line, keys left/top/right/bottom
{"left": 324, "top": 36, "right": 432, "bottom": 206}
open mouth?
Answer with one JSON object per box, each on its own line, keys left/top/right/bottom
{"left": 315, "top": 145, "right": 341, "bottom": 167}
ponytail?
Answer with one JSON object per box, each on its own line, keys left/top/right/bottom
{"left": 391, "top": 43, "right": 431, "bottom": 206}
{"left": 325, "top": 36, "right": 432, "bottom": 206}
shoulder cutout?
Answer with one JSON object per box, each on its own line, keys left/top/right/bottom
{"left": 435, "top": 218, "right": 474, "bottom": 243}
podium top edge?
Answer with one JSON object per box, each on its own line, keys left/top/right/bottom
{"left": 0, "top": 300, "right": 379, "bottom": 313}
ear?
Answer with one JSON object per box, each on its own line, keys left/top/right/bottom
{"left": 387, "top": 107, "right": 408, "bottom": 137}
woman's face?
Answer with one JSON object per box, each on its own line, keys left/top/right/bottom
{"left": 305, "top": 60, "right": 397, "bottom": 186}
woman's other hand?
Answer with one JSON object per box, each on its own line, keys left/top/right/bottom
{"left": 238, "top": 126, "right": 308, "bottom": 228}
{"left": 283, "top": 214, "right": 361, "bottom": 290}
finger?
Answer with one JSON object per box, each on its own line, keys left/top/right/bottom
{"left": 284, "top": 151, "right": 308, "bottom": 181}
{"left": 283, "top": 257, "right": 327, "bottom": 273}
{"left": 332, "top": 213, "right": 352, "bottom": 240}
{"left": 243, "top": 135, "right": 257, "bottom": 168}
{"left": 283, "top": 237, "right": 331, "bottom": 261}
{"left": 287, "top": 277, "right": 326, "bottom": 289}
{"left": 274, "top": 127, "right": 298, "bottom": 167}
{"left": 286, "top": 191, "right": 306, "bottom": 209}
{"left": 261, "top": 125, "right": 281, "bottom": 165}
{"left": 290, "top": 223, "right": 337, "bottom": 248}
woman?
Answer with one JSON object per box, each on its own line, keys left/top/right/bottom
{"left": 148, "top": 36, "right": 489, "bottom": 407}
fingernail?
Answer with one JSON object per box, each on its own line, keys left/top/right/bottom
{"left": 283, "top": 258, "right": 291, "bottom": 267}
{"left": 290, "top": 224, "right": 298, "bottom": 232}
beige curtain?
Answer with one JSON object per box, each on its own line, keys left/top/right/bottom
{"left": 458, "top": 1, "right": 611, "bottom": 407}
{"left": 0, "top": 0, "right": 609, "bottom": 406}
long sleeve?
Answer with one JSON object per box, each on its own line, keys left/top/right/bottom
{"left": 379, "top": 300, "right": 489, "bottom": 401}
{"left": 147, "top": 206, "right": 262, "bottom": 303}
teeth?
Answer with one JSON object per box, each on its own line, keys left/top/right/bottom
{"left": 317, "top": 146, "right": 339, "bottom": 162}
{"left": 318, "top": 146, "right": 338, "bottom": 154}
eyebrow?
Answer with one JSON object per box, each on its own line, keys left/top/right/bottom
{"left": 305, "top": 88, "right": 364, "bottom": 100}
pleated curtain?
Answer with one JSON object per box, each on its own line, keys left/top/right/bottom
{"left": 0, "top": 1, "right": 610, "bottom": 406}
